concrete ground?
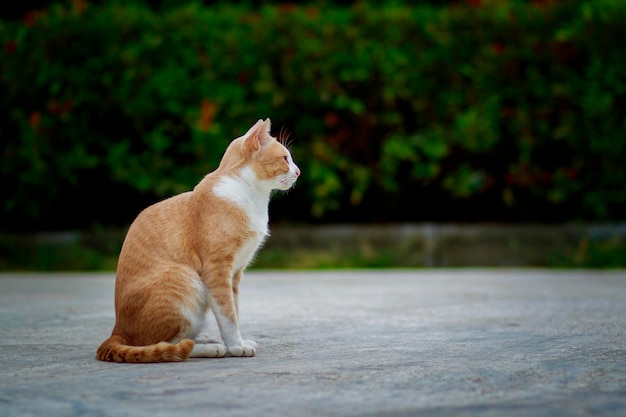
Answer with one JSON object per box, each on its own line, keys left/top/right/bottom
{"left": 0, "top": 270, "right": 625, "bottom": 417}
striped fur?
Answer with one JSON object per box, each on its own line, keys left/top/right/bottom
{"left": 96, "top": 119, "right": 299, "bottom": 363}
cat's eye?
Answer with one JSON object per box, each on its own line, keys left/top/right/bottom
{"left": 283, "top": 155, "right": 289, "bottom": 162}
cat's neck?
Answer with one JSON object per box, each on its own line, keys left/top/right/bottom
{"left": 210, "top": 166, "right": 270, "bottom": 233}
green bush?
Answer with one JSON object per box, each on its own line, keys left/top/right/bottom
{"left": 1, "top": 0, "right": 625, "bottom": 231}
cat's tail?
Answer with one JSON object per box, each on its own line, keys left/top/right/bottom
{"left": 96, "top": 335, "right": 195, "bottom": 363}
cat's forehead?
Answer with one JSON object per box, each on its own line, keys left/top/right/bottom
{"left": 263, "top": 137, "right": 289, "bottom": 155}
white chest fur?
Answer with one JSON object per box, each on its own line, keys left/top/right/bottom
{"left": 213, "top": 166, "right": 270, "bottom": 271}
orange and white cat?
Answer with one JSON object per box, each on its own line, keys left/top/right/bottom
{"left": 97, "top": 119, "right": 300, "bottom": 362}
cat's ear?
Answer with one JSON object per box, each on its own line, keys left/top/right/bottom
{"left": 243, "top": 118, "right": 272, "bottom": 153}
{"left": 261, "top": 118, "right": 271, "bottom": 133}
{"left": 244, "top": 119, "right": 264, "bottom": 138}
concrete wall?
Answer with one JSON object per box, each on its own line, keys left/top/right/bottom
{"left": 265, "top": 224, "right": 626, "bottom": 267}
{"left": 6, "top": 223, "right": 625, "bottom": 268}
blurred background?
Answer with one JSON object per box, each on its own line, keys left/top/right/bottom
{"left": 1, "top": 0, "right": 625, "bottom": 269}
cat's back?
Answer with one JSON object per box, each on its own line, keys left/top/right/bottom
{"left": 130, "top": 191, "right": 193, "bottom": 236}
{"left": 117, "top": 191, "right": 197, "bottom": 271}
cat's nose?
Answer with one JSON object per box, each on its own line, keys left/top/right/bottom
{"left": 295, "top": 166, "right": 301, "bottom": 177}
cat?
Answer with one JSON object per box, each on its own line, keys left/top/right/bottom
{"left": 96, "top": 118, "right": 300, "bottom": 362}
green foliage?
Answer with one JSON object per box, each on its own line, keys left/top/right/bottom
{"left": 0, "top": 231, "right": 122, "bottom": 271}
{"left": 549, "top": 236, "right": 626, "bottom": 269}
{"left": 1, "top": 0, "right": 625, "bottom": 230}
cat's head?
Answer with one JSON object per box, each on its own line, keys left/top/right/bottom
{"left": 219, "top": 118, "right": 300, "bottom": 192}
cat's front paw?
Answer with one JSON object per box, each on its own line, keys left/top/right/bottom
{"left": 227, "top": 341, "right": 257, "bottom": 357}
{"left": 243, "top": 339, "right": 258, "bottom": 349}
{"left": 190, "top": 342, "right": 227, "bottom": 358}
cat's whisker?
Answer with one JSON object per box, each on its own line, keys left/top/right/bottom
{"left": 278, "top": 127, "right": 292, "bottom": 148}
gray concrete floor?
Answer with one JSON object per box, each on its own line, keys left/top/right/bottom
{"left": 1, "top": 270, "right": 625, "bottom": 417}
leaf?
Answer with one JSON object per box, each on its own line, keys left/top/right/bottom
{"left": 443, "top": 164, "right": 485, "bottom": 199}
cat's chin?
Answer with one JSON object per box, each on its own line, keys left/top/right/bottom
{"left": 277, "top": 178, "right": 297, "bottom": 190}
